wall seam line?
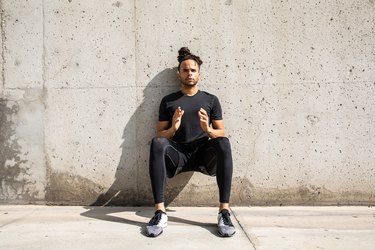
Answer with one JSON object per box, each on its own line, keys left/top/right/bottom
{"left": 41, "top": 0, "right": 49, "bottom": 204}
{"left": 133, "top": 0, "right": 140, "bottom": 205}
{"left": 0, "top": 0, "right": 5, "bottom": 89}
{"left": 42, "top": 0, "right": 46, "bottom": 90}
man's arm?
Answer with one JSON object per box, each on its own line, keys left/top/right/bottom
{"left": 156, "top": 107, "right": 184, "bottom": 138}
{"left": 199, "top": 108, "right": 225, "bottom": 138}
{"left": 207, "top": 119, "right": 225, "bottom": 138}
{"left": 156, "top": 121, "right": 175, "bottom": 138}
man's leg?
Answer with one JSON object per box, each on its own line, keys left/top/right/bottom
{"left": 149, "top": 137, "right": 187, "bottom": 206}
{"left": 195, "top": 137, "right": 235, "bottom": 237}
{"left": 147, "top": 137, "right": 187, "bottom": 237}
{"left": 211, "top": 137, "right": 235, "bottom": 237}
{"left": 214, "top": 137, "right": 233, "bottom": 209}
{"left": 195, "top": 137, "right": 233, "bottom": 207}
{"left": 149, "top": 137, "right": 167, "bottom": 212}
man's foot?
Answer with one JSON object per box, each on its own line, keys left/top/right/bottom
{"left": 217, "top": 209, "right": 236, "bottom": 237}
{"left": 145, "top": 210, "right": 168, "bottom": 237}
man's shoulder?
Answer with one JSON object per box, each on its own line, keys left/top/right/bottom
{"left": 162, "top": 90, "right": 183, "bottom": 101}
{"left": 200, "top": 90, "right": 215, "bottom": 97}
{"left": 199, "top": 90, "right": 219, "bottom": 101}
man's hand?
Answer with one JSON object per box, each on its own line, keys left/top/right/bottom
{"left": 199, "top": 108, "right": 226, "bottom": 138}
{"left": 172, "top": 106, "right": 184, "bottom": 132}
{"left": 198, "top": 108, "right": 210, "bottom": 133}
{"left": 156, "top": 107, "right": 184, "bottom": 138}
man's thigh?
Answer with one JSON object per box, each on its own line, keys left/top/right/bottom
{"left": 165, "top": 140, "right": 192, "bottom": 177}
{"left": 187, "top": 140, "right": 218, "bottom": 176}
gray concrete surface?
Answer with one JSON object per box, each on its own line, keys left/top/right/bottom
{"left": 0, "top": 206, "right": 374, "bottom": 250}
{"left": 1, "top": 1, "right": 375, "bottom": 206}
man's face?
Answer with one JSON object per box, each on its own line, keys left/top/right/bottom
{"left": 178, "top": 59, "right": 200, "bottom": 87}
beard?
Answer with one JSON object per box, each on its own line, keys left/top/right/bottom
{"left": 181, "top": 79, "right": 198, "bottom": 88}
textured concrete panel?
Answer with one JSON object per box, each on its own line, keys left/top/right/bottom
{"left": 249, "top": 82, "right": 375, "bottom": 190}
{"left": 44, "top": 0, "right": 135, "bottom": 88}
{"left": 2, "top": 0, "right": 43, "bottom": 88}
{"left": 42, "top": 0, "right": 138, "bottom": 205}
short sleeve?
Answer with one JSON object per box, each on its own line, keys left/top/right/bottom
{"left": 158, "top": 97, "right": 170, "bottom": 121}
{"left": 210, "top": 95, "right": 223, "bottom": 120}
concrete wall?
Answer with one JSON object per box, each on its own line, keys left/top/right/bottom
{"left": 1, "top": 0, "right": 374, "bottom": 206}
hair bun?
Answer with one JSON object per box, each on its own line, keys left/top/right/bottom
{"left": 177, "top": 47, "right": 203, "bottom": 68}
{"left": 178, "top": 47, "right": 191, "bottom": 63}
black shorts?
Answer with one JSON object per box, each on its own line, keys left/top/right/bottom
{"left": 163, "top": 137, "right": 218, "bottom": 177}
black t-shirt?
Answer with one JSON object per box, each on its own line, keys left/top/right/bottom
{"left": 159, "top": 90, "right": 223, "bottom": 143}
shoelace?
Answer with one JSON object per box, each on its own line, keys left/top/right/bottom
{"left": 149, "top": 212, "right": 163, "bottom": 225}
{"left": 221, "top": 212, "right": 234, "bottom": 226}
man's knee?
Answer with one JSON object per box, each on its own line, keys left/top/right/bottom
{"left": 212, "top": 137, "right": 231, "bottom": 152}
{"left": 150, "top": 137, "right": 169, "bottom": 153}
{"left": 151, "top": 137, "right": 169, "bottom": 145}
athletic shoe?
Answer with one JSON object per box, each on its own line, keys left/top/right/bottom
{"left": 217, "top": 209, "right": 236, "bottom": 237}
{"left": 145, "top": 210, "right": 168, "bottom": 237}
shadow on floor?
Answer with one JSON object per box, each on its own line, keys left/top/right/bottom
{"left": 80, "top": 206, "right": 219, "bottom": 237}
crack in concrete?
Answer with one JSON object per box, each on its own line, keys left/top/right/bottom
{"left": 230, "top": 208, "right": 257, "bottom": 249}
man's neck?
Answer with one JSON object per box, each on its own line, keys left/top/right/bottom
{"left": 181, "top": 86, "right": 199, "bottom": 96}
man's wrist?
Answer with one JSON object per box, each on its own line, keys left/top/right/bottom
{"left": 206, "top": 128, "right": 213, "bottom": 135}
{"left": 169, "top": 127, "right": 177, "bottom": 135}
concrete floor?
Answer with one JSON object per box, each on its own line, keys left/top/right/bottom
{"left": 0, "top": 206, "right": 374, "bottom": 250}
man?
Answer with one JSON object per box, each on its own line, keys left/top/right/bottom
{"left": 146, "top": 47, "right": 235, "bottom": 238}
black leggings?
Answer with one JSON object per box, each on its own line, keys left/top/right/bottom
{"left": 149, "top": 137, "right": 233, "bottom": 204}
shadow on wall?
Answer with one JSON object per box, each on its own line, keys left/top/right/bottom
{"left": 91, "top": 67, "right": 193, "bottom": 206}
